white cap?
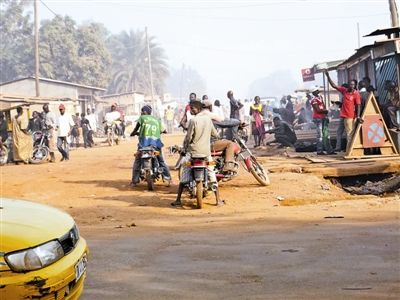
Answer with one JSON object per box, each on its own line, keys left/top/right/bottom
{"left": 311, "top": 86, "right": 320, "bottom": 93}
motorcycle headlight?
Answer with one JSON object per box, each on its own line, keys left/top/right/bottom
{"left": 5, "top": 240, "right": 64, "bottom": 272}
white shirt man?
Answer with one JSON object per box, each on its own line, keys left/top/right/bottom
{"left": 86, "top": 110, "right": 97, "bottom": 132}
{"left": 104, "top": 110, "right": 121, "bottom": 125}
{"left": 57, "top": 111, "right": 74, "bottom": 137}
{"left": 56, "top": 104, "right": 74, "bottom": 161}
{"left": 213, "top": 105, "right": 225, "bottom": 120}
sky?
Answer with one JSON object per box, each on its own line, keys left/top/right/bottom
{"left": 37, "top": 0, "right": 398, "bottom": 100}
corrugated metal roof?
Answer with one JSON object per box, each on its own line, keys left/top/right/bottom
{"left": 0, "top": 93, "right": 75, "bottom": 111}
{"left": 100, "top": 91, "right": 145, "bottom": 98}
{"left": 0, "top": 76, "right": 106, "bottom": 91}
{"left": 337, "top": 45, "right": 375, "bottom": 69}
{"left": 365, "top": 27, "right": 400, "bottom": 37}
{"left": 313, "top": 59, "right": 346, "bottom": 73}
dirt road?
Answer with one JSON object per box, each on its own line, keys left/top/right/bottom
{"left": 2, "top": 135, "right": 399, "bottom": 299}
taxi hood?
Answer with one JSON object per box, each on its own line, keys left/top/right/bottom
{"left": 0, "top": 198, "right": 75, "bottom": 253}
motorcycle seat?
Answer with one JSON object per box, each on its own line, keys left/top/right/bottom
{"left": 211, "top": 151, "right": 224, "bottom": 156}
{"left": 213, "top": 119, "right": 241, "bottom": 129}
{"left": 140, "top": 146, "right": 156, "bottom": 151}
{"left": 191, "top": 154, "right": 208, "bottom": 159}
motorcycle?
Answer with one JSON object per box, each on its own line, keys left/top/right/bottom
{"left": 136, "top": 146, "right": 165, "bottom": 191}
{"left": 212, "top": 122, "right": 270, "bottom": 186}
{"left": 105, "top": 121, "right": 122, "bottom": 146}
{"left": 0, "top": 136, "right": 10, "bottom": 165}
{"left": 173, "top": 150, "right": 216, "bottom": 209}
{"left": 31, "top": 130, "right": 50, "bottom": 164}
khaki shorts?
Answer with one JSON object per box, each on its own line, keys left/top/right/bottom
{"left": 47, "top": 128, "right": 56, "bottom": 152}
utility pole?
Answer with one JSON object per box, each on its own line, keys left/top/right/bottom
{"left": 145, "top": 27, "right": 156, "bottom": 114}
{"left": 34, "top": 0, "right": 40, "bottom": 97}
{"left": 389, "top": 0, "right": 399, "bottom": 27}
{"left": 357, "top": 22, "right": 361, "bottom": 48}
{"left": 179, "top": 63, "right": 184, "bottom": 103}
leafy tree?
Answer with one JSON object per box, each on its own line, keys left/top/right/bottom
{"left": 39, "top": 16, "right": 79, "bottom": 82}
{"left": 75, "top": 22, "right": 112, "bottom": 87}
{"left": 0, "top": 0, "right": 34, "bottom": 83}
{"left": 107, "top": 29, "right": 169, "bottom": 95}
{"left": 39, "top": 16, "right": 111, "bottom": 87}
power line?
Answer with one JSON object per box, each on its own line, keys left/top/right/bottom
{"left": 135, "top": 11, "right": 388, "bottom": 22}
{"left": 39, "top": 0, "right": 59, "bottom": 17}
{"left": 37, "top": 1, "right": 388, "bottom": 23}
{"left": 106, "top": 0, "right": 386, "bottom": 10}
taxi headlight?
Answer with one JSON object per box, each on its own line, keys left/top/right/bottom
{"left": 5, "top": 240, "right": 64, "bottom": 272}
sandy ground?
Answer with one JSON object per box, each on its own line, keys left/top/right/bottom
{"left": 1, "top": 134, "right": 399, "bottom": 299}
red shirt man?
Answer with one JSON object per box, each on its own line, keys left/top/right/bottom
{"left": 325, "top": 71, "right": 362, "bottom": 154}
{"left": 336, "top": 86, "right": 361, "bottom": 119}
{"left": 310, "top": 95, "right": 328, "bottom": 119}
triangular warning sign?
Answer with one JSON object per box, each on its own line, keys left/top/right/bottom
{"left": 345, "top": 92, "right": 399, "bottom": 159}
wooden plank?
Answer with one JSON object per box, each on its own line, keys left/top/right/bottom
{"left": 324, "top": 156, "right": 400, "bottom": 165}
{"left": 344, "top": 154, "right": 399, "bottom": 159}
{"left": 305, "top": 157, "right": 329, "bottom": 163}
{"left": 302, "top": 160, "right": 400, "bottom": 177}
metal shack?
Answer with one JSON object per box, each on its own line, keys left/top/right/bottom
{"left": 0, "top": 76, "right": 106, "bottom": 113}
{"left": 336, "top": 27, "right": 400, "bottom": 105}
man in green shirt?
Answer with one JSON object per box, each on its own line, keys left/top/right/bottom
{"left": 130, "top": 105, "right": 171, "bottom": 187}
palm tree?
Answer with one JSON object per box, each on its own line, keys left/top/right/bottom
{"left": 107, "top": 29, "right": 168, "bottom": 95}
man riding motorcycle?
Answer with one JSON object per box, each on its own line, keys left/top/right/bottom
{"left": 130, "top": 105, "right": 172, "bottom": 187}
{"left": 104, "top": 103, "right": 123, "bottom": 136}
{"left": 199, "top": 100, "right": 239, "bottom": 172}
{"left": 171, "top": 100, "right": 224, "bottom": 207}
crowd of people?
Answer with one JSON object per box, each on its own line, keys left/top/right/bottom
{"left": 1, "top": 77, "right": 398, "bottom": 167}
{"left": 129, "top": 91, "right": 245, "bottom": 206}
{"left": 0, "top": 104, "right": 102, "bottom": 164}
{"left": 237, "top": 76, "right": 399, "bottom": 154}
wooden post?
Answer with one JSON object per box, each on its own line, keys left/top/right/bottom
{"left": 34, "top": 0, "right": 40, "bottom": 97}
{"left": 389, "top": 0, "right": 399, "bottom": 28}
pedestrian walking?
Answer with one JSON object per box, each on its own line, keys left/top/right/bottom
{"left": 56, "top": 104, "right": 74, "bottom": 161}
{"left": 250, "top": 96, "right": 265, "bottom": 148}
{"left": 165, "top": 105, "right": 175, "bottom": 133}
{"left": 71, "top": 113, "right": 81, "bottom": 148}
{"left": 81, "top": 113, "right": 92, "bottom": 148}
{"left": 12, "top": 107, "right": 33, "bottom": 164}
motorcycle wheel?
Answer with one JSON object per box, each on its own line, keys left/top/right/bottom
{"left": 30, "top": 146, "right": 50, "bottom": 164}
{"left": 0, "top": 146, "right": 8, "bottom": 165}
{"left": 146, "top": 170, "right": 155, "bottom": 191}
{"left": 196, "top": 181, "right": 203, "bottom": 209}
{"left": 249, "top": 156, "right": 270, "bottom": 186}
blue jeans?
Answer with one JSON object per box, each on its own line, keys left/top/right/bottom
{"left": 132, "top": 149, "right": 171, "bottom": 184}
{"left": 313, "top": 118, "right": 333, "bottom": 153}
{"left": 57, "top": 136, "right": 69, "bottom": 159}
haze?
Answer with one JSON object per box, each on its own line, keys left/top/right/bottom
{"left": 37, "top": 0, "right": 395, "bottom": 99}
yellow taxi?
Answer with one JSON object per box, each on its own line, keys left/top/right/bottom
{"left": 0, "top": 198, "right": 89, "bottom": 299}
